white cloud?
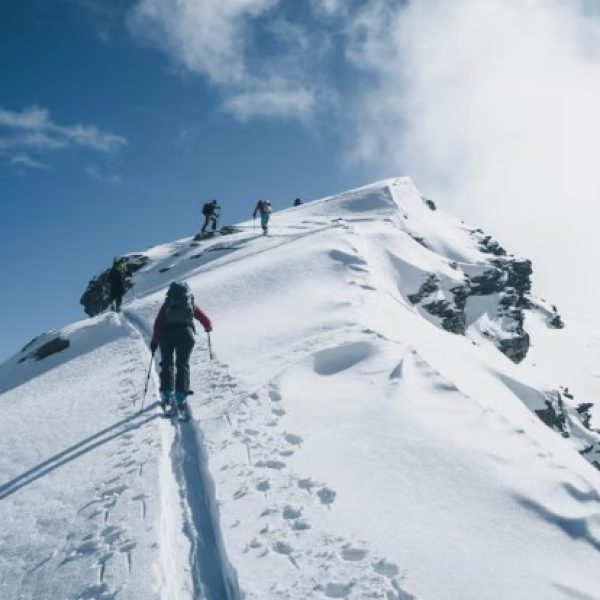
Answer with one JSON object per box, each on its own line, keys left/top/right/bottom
{"left": 129, "top": 0, "right": 278, "bottom": 86}
{"left": 10, "top": 153, "right": 49, "bottom": 171}
{"left": 0, "top": 106, "right": 127, "bottom": 155}
{"left": 224, "top": 83, "right": 316, "bottom": 121}
{"left": 343, "top": 0, "right": 600, "bottom": 323}
{"left": 128, "top": 0, "right": 329, "bottom": 120}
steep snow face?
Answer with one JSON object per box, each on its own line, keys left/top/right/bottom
{"left": 1, "top": 178, "right": 600, "bottom": 600}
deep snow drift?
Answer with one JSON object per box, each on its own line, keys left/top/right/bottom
{"left": 1, "top": 178, "right": 599, "bottom": 600}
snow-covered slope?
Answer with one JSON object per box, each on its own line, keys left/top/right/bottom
{"left": 1, "top": 178, "right": 600, "bottom": 600}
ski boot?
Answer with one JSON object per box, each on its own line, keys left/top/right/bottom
{"left": 174, "top": 391, "right": 189, "bottom": 421}
{"left": 160, "top": 390, "right": 174, "bottom": 416}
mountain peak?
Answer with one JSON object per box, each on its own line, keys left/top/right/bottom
{"left": 2, "top": 178, "right": 599, "bottom": 600}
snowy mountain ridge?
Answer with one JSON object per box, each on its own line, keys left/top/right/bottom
{"left": 1, "top": 177, "right": 599, "bottom": 600}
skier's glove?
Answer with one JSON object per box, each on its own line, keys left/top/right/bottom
{"left": 150, "top": 340, "right": 158, "bottom": 353}
{"left": 204, "top": 326, "right": 212, "bottom": 333}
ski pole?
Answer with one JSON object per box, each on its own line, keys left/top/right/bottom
{"left": 207, "top": 332, "right": 214, "bottom": 360}
{"left": 141, "top": 348, "right": 155, "bottom": 411}
{"left": 206, "top": 332, "right": 215, "bottom": 405}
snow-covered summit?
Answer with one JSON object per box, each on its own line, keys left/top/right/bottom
{"left": 1, "top": 178, "right": 600, "bottom": 600}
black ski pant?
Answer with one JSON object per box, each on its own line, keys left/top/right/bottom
{"left": 112, "top": 295, "right": 123, "bottom": 312}
{"left": 159, "top": 324, "right": 195, "bottom": 394}
{"left": 201, "top": 215, "right": 218, "bottom": 233}
{"left": 110, "top": 284, "right": 124, "bottom": 312}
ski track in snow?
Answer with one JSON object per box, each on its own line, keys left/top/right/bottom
{"left": 123, "top": 310, "right": 241, "bottom": 600}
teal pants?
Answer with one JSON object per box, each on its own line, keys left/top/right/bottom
{"left": 260, "top": 213, "right": 270, "bottom": 230}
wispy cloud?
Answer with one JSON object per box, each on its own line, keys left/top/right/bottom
{"left": 127, "top": 0, "right": 330, "bottom": 121}
{"left": 10, "top": 153, "right": 50, "bottom": 171}
{"left": 129, "top": 0, "right": 276, "bottom": 86}
{"left": 0, "top": 106, "right": 126, "bottom": 153}
{"left": 0, "top": 105, "right": 127, "bottom": 172}
{"left": 85, "top": 165, "right": 123, "bottom": 183}
{"left": 223, "top": 83, "right": 316, "bottom": 121}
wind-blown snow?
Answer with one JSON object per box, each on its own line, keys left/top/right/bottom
{"left": 1, "top": 177, "right": 599, "bottom": 599}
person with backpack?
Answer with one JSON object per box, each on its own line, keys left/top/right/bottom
{"left": 108, "top": 257, "right": 127, "bottom": 312}
{"left": 201, "top": 200, "right": 220, "bottom": 233}
{"left": 253, "top": 199, "right": 272, "bottom": 235}
{"left": 150, "top": 281, "right": 212, "bottom": 414}
{"left": 293, "top": 198, "right": 303, "bottom": 207}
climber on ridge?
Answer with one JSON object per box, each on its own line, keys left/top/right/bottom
{"left": 201, "top": 199, "right": 220, "bottom": 234}
{"left": 150, "top": 281, "right": 212, "bottom": 415}
{"left": 253, "top": 199, "right": 272, "bottom": 235}
{"left": 108, "top": 257, "right": 127, "bottom": 312}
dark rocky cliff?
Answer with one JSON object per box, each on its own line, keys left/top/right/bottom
{"left": 80, "top": 254, "right": 149, "bottom": 317}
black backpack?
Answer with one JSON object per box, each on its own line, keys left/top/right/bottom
{"left": 164, "top": 282, "right": 194, "bottom": 325}
{"left": 202, "top": 202, "right": 212, "bottom": 216}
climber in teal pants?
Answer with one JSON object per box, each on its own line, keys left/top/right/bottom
{"left": 253, "top": 200, "right": 273, "bottom": 235}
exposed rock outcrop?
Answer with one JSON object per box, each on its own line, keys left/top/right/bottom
{"left": 534, "top": 387, "right": 600, "bottom": 471}
{"left": 18, "top": 336, "right": 70, "bottom": 363}
{"left": 421, "top": 197, "right": 437, "bottom": 211}
{"left": 80, "top": 254, "right": 149, "bottom": 317}
{"left": 407, "top": 228, "right": 561, "bottom": 364}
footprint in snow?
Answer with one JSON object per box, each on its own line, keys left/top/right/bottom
{"left": 101, "top": 525, "right": 123, "bottom": 545}
{"left": 297, "top": 478, "right": 317, "bottom": 492}
{"left": 272, "top": 541, "right": 299, "bottom": 568}
{"left": 256, "top": 480, "right": 270, "bottom": 492}
{"left": 372, "top": 558, "right": 400, "bottom": 578}
{"left": 340, "top": 545, "right": 368, "bottom": 562}
{"left": 321, "top": 582, "right": 354, "bottom": 598}
{"left": 272, "top": 541, "right": 293, "bottom": 555}
{"left": 284, "top": 433, "right": 303, "bottom": 446}
{"left": 282, "top": 505, "right": 302, "bottom": 520}
{"left": 317, "top": 487, "right": 336, "bottom": 506}
{"left": 292, "top": 519, "right": 310, "bottom": 531}
{"left": 268, "top": 389, "right": 282, "bottom": 402}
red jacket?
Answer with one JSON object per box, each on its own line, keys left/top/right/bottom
{"left": 152, "top": 304, "right": 212, "bottom": 344}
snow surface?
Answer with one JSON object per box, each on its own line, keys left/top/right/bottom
{"left": 1, "top": 177, "right": 600, "bottom": 599}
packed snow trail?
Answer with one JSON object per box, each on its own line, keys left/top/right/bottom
{"left": 123, "top": 308, "right": 241, "bottom": 600}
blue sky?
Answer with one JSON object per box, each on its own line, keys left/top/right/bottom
{"left": 2, "top": 0, "right": 599, "bottom": 360}
{"left": 0, "top": 0, "right": 379, "bottom": 361}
